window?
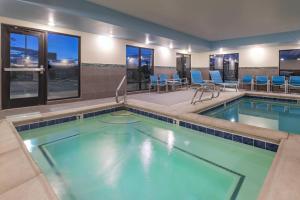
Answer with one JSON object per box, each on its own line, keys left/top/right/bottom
{"left": 209, "top": 53, "right": 239, "bottom": 81}
{"left": 126, "top": 45, "right": 154, "bottom": 91}
{"left": 279, "top": 49, "right": 300, "bottom": 76}
{"left": 47, "top": 33, "right": 80, "bottom": 100}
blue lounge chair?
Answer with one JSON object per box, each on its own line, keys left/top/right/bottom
{"left": 191, "top": 70, "right": 205, "bottom": 86}
{"left": 288, "top": 76, "right": 300, "bottom": 93}
{"left": 209, "top": 70, "right": 238, "bottom": 91}
{"left": 240, "top": 74, "right": 253, "bottom": 90}
{"left": 255, "top": 75, "right": 269, "bottom": 92}
{"left": 172, "top": 73, "right": 188, "bottom": 88}
{"left": 158, "top": 74, "right": 168, "bottom": 92}
{"left": 271, "top": 76, "right": 286, "bottom": 93}
{"left": 149, "top": 75, "right": 158, "bottom": 93}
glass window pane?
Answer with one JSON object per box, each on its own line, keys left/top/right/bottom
{"left": 280, "top": 50, "right": 300, "bottom": 76}
{"left": 126, "top": 46, "right": 154, "bottom": 91}
{"left": 126, "top": 46, "right": 140, "bottom": 91}
{"left": 10, "top": 71, "right": 39, "bottom": 99}
{"left": 47, "top": 33, "right": 80, "bottom": 100}
{"left": 10, "top": 33, "right": 39, "bottom": 68}
{"left": 140, "top": 48, "right": 153, "bottom": 90}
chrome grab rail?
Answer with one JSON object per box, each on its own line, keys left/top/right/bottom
{"left": 115, "top": 75, "right": 127, "bottom": 103}
{"left": 4, "top": 67, "right": 45, "bottom": 73}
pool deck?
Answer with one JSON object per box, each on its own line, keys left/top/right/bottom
{"left": 0, "top": 89, "right": 300, "bottom": 199}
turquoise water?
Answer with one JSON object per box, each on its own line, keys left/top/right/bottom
{"left": 21, "top": 111, "right": 274, "bottom": 200}
{"left": 202, "top": 97, "right": 300, "bottom": 134}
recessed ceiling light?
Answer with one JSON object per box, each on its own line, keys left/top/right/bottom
{"left": 280, "top": 58, "right": 285, "bottom": 61}
{"left": 48, "top": 22, "right": 55, "bottom": 27}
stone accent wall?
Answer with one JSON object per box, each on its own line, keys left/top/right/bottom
{"left": 238, "top": 67, "right": 279, "bottom": 79}
{"left": 154, "top": 66, "right": 177, "bottom": 78}
{"left": 81, "top": 63, "right": 126, "bottom": 100}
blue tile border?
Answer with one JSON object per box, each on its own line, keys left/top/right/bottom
{"left": 126, "top": 107, "right": 175, "bottom": 124}
{"left": 15, "top": 106, "right": 176, "bottom": 132}
{"left": 178, "top": 120, "right": 278, "bottom": 152}
{"left": 14, "top": 105, "right": 278, "bottom": 153}
{"left": 16, "top": 115, "right": 78, "bottom": 132}
{"left": 16, "top": 106, "right": 124, "bottom": 132}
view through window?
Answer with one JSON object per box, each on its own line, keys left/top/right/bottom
{"left": 209, "top": 53, "right": 239, "bottom": 81}
{"left": 280, "top": 49, "right": 300, "bottom": 76}
{"left": 47, "top": 33, "right": 80, "bottom": 100}
{"left": 126, "top": 45, "right": 153, "bottom": 91}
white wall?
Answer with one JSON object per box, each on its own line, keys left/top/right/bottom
{"left": 192, "top": 44, "right": 300, "bottom": 69}
{"left": 0, "top": 16, "right": 177, "bottom": 67}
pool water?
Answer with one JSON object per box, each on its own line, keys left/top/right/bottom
{"left": 21, "top": 110, "right": 274, "bottom": 200}
{"left": 202, "top": 96, "right": 300, "bottom": 134}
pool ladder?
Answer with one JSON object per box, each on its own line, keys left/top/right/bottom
{"left": 115, "top": 75, "right": 127, "bottom": 104}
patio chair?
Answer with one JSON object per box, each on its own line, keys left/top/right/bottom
{"left": 271, "top": 76, "right": 287, "bottom": 93}
{"left": 158, "top": 74, "right": 168, "bottom": 92}
{"left": 191, "top": 70, "right": 205, "bottom": 86}
{"left": 209, "top": 70, "right": 238, "bottom": 92}
{"left": 239, "top": 74, "right": 253, "bottom": 91}
{"left": 255, "top": 75, "right": 270, "bottom": 92}
{"left": 288, "top": 76, "right": 300, "bottom": 93}
{"left": 149, "top": 75, "right": 158, "bottom": 93}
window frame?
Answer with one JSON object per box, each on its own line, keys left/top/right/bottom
{"left": 209, "top": 53, "right": 239, "bottom": 81}
{"left": 46, "top": 31, "right": 81, "bottom": 101}
{"left": 126, "top": 45, "right": 154, "bottom": 91}
{"left": 279, "top": 49, "right": 300, "bottom": 77}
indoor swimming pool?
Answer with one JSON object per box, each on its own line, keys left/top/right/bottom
{"left": 20, "top": 110, "right": 274, "bottom": 200}
{"left": 202, "top": 96, "right": 300, "bottom": 134}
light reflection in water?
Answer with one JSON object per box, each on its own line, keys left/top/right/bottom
{"left": 24, "top": 140, "right": 34, "bottom": 152}
{"left": 98, "top": 137, "right": 121, "bottom": 188}
{"left": 140, "top": 139, "right": 153, "bottom": 173}
{"left": 167, "top": 132, "right": 175, "bottom": 153}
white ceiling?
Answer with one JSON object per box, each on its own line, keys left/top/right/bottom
{"left": 87, "top": 0, "right": 300, "bottom": 41}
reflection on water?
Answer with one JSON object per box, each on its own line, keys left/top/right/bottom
{"left": 167, "top": 132, "right": 175, "bottom": 153}
{"left": 98, "top": 137, "right": 121, "bottom": 188}
{"left": 140, "top": 139, "right": 153, "bottom": 173}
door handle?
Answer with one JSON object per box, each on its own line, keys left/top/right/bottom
{"left": 4, "top": 67, "right": 45, "bottom": 72}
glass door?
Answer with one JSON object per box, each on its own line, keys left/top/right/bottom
{"left": 176, "top": 53, "right": 191, "bottom": 83}
{"left": 209, "top": 53, "right": 239, "bottom": 82}
{"left": 2, "top": 25, "right": 46, "bottom": 109}
{"left": 126, "top": 45, "right": 153, "bottom": 92}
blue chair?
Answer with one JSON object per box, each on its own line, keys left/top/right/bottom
{"left": 255, "top": 75, "right": 269, "bottom": 92}
{"left": 191, "top": 70, "right": 205, "bottom": 86}
{"left": 209, "top": 70, "right": 238, "bottom": 91}
{"left": 172, "top": 73, "right": 188, "bottom": 88}
{"left": 271, "top": 76, "right": 286, "bottom": 92}
{"left": 288, "top": 76, "right": 300, "bottom": 93}
{"left": 149, "top": 75, "right": 158, "bottom": 93}
{"left": 240, "top": 75, "right": 253, "bottom": 90}
{"left": 158, "top": 74, "right": 168, "bottom": 92}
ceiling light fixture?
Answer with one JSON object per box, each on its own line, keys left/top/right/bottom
{"left": 48, "top": 14, "right": 55, "bottom": 27}
{"left": 169, "top": 43, "right": 173, "bottom": 49}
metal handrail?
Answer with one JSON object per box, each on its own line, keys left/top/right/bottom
{"left": 115, "top": 75, "right": 127, "bottom": 103}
